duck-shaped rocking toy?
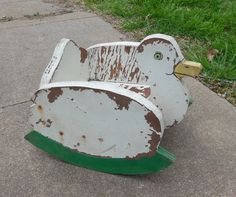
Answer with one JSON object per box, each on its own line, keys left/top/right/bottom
{"left": 25, "top": 34, "right": 202, "bottom": 174}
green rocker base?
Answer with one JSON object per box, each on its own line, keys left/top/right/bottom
{"left": 25, "top": 130, "right": 175, "bottom": 175}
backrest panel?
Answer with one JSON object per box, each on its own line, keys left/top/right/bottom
{"left": 87, "top": 42, "right": 146, "bottom": 83}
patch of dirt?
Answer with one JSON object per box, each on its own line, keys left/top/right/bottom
{"left": 43, "top": 0, "right": 81, "bottom": 9}
{"left": 199, "top": 77, "right": 236, "bottom": 106}
{"left": 23, "top": 9, "right": 73, "bottom": 20}
{"left": 0, "top": 9, "right": 74, "bottom": 23}
{"left": 0, "top": 16, "right": 14, "bottom": 22}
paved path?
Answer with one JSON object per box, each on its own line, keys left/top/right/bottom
{"left": 0, "top": 1, "right": 235, "bottom": 196}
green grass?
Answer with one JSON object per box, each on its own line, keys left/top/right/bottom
{"left": 80, "top": 0, "right": 236, "bottom": 82}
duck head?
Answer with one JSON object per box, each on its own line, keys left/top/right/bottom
{"left": 136, "top": 34, "right": 202, "bottom": 81}
{"left": 135, "top": 34, "right": 202, "bottom": 128}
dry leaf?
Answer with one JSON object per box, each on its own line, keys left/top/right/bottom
{"left": 207, "top": 49, "right": 219, "bottom": 61}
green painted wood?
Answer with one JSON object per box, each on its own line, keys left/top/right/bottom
{"left": 25, "top": 130, "right": 175, "bottom": 175}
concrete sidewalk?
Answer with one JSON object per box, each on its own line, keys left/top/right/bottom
{"left": 0, "top": 1, "right": 235, "bottom": 196}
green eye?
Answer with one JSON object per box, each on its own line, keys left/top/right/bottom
{"left": 154, "top": 51, "right": 163, "bottom": 60}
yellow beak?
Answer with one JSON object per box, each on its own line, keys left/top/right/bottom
{"left": 174, "top": 60, "right": 202, "bottom": 78}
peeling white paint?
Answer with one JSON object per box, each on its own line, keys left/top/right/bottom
{"left": 31, "top": 81, "right": 163, "bottom": 158}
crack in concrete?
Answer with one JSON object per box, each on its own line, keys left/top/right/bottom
{"left": 0, "top": 9, "right": 74, "bottom": 23}
{"left": 1, "top": 99, "right": 31, "bottom": 109}
{"left": 0, "top": 15, "right": 98, "bottom": 30}
{"left": 23, "top": 9, "right": 74, "bottom": 19}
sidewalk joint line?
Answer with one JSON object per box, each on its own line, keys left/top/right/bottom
{"left": 1, "top": 99, "right": 31, "bottom": 109}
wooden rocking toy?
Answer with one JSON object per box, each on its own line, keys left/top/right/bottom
{"left": 25, "top": 34, "right": 202, "bottom": 174}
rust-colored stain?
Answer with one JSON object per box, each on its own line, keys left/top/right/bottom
{"left": 142, "top": 87, "right": 151, "bottom": 97}
{"left": 144, "top": 111, "right": 161, "bottom": 133}
{"left": 101, "top": 46, "right": 106, "bottom": 57}
{"left": 89, "top": 45, "right": 141, "bottom": 83}
{"left": 129, "top": 67, "right": 140, "bottom": 81}
{"left": 109, "top": 59, "right": 123, "bottom": 80}
{"left": 128, "top": 87, "right": 140, "bottom": 93}
{"left": 68, "top": 86, "right": 143, "bottom": 110}
{"left": 137, "top": 38, "right": 172, "bottom": 53}
{"left": 129, "top": 86, "right": 151, "bottom": 98}
{"left": 126, "top": 131, "right": 160, "bottom": 159}
{"left": 47, "top": 88, "right": 63, "bottom": 103}
{"left": 49, "top": 86, "right": 132, "bottom": 111}
{"left": 105, "top": 91, "right": 132, "bottom": 110}
{"left": 69, "top": 87, "right": 86, "bottom": 92}
{"left": 148, "top": 131, "right": 160, "bottom": 154}
{"left": 125, "top": 46, "right": 131, "bottom": 54}
{"left": 36, "top": 104, "right": 44, "bottom": 121}
{"left": 93, "top": 89, "right": 101, "bottom": 93}
{"left": 116, "top": 62, "right": 123, "bottom": 77}
{"left": 100, "top": 46, "right": 106, "bottom": 64}
{"left": 37, "top": 105, "right": 42, "bottom": 111}
{"left": 80, "top": 47, "right": 88, "bottom": 63}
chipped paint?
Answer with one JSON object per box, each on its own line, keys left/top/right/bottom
{"left": 47, "top": 87, "right": 63, "bottom": 103}
{"left": 137, "top": 38, "right": 172, "bottom": 53}
{"left": 69, "top": 86, "right": 86, "bottom": 92}
{"left": 125, "top": 46, "right": 131, "bottom": 54}
{"left": 87, "top": 44, "right": 144, "bottom": 83}
{"left": 105, "top": 91, "right": 132, "bottom": 110}
{"left": 35, "top": 118, "right": 52, "bottom": 127}
{"left": 46, "top": 119, "right": 52, "bottom": 127}
{"left": 130, "top": 131, "right": 160, "bottom": 159}
{"left": 63, "top": 85, "right": 133, "bottom": 110}
{"left": 31, "top": 82, "right": 164, "bottom": 159}
{"left": 144, "top": 111, "right": 161, "bottom": 133}
{"left": 79, "top": 47, "right": 88, "bottom": 63}
{"left": 117, "top": 83, "right": 151, "bottom": 98}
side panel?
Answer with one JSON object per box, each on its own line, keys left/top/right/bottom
{"left": 30, "top": 81, "right": 163, "bottom": 159}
